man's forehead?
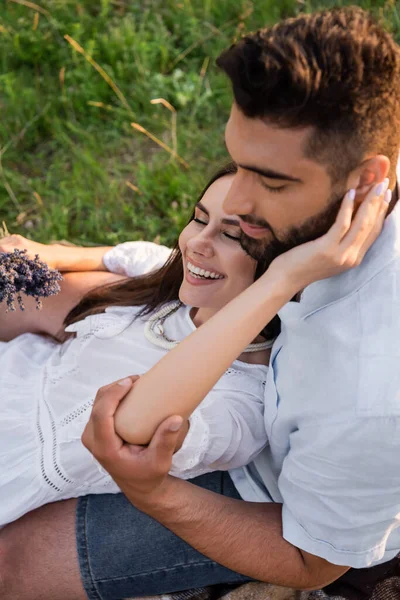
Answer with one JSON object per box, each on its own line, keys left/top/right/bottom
{"left": 225, "top": 104, "right": 318, "bottom": 178}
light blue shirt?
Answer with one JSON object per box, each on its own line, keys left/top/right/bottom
{"left": 230, "top": 177, "right": 400, "bottom": 569}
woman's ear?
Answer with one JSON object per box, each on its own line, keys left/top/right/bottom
{"left": 346, "top": 155, "right": 391, "bottom": 201}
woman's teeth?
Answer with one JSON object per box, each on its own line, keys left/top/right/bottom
{"left": 187, "top": 261, "right": 224, "bottom": 280}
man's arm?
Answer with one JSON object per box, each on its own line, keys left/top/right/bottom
{"left": 82, "top": 378, "right": 349, "bottom": 591}
{"left": 126, "top": 476, "right": 348, "bottom": 590}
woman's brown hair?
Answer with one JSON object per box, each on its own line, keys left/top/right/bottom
{"left": 59, "top": 162, "right": 281, "bottom": 342}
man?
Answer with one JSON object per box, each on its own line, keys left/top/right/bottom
{"left": 1, "top": 6, "right": 400, "bottom": 600}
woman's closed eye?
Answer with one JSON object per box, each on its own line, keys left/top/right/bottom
{"left": 222, "top": 231, "right": 241, "bottom": 242}
{"left": 193, "top": 216, "right": 208, "bottom": 226}
{"left": 193, "top": 217, "right": 241, "bottom": 242}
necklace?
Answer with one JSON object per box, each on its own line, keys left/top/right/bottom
{"left": 144, "top": 300, "right": 275, "bottom": 352}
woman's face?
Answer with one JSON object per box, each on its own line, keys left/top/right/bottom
{"left": 178, "top": 175, "right": 257, "bottom": 314}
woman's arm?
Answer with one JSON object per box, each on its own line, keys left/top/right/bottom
{"left": 0, "top": 238, "right": 169, "bottom": 340}
{"left": 0, "top": 236, "right": 171, "bottom": 274}
{"left": 0, "top": 271, "right": 126, "bottom": 342}
{"left": 114, "top": 269, "right": 292, "bottom": 445}
{"left": 0, "top": 234, "right": 113, "bottom": 272}
{"left": 49, "top": 244, "right": 114, "bottom": 272}
{"left": 114, "top": 185, "right": 388, "bottom": 445}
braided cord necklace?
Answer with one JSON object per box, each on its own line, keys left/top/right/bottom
{"left": 144, "top": 301, "right": 275, "bottom": 352}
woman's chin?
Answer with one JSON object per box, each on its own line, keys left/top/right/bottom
{"left": 179, "top": 288, "right": 199, "bottom": 307}
{"left": 179, "top": 286, "right": 209, "bottom": 309}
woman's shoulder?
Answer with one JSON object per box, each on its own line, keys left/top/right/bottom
{"left": 103, "top": 241, "right": 172, "bottom": 278}
{"left": 64, "top": 305, "right": 145, "bottom": 338}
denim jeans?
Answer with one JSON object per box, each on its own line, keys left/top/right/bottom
{"left": 76, "top": 472, "right": 252, "bottom": 600}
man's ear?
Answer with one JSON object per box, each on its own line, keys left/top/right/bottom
{"left": 346, "top": 155, "right": 391, "bottom": 201}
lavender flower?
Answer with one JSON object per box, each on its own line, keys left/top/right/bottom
{"left": 0, "top": 249, "right": 63, "bottom": 312}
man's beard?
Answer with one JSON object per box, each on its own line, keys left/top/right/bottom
{"left": 240, "top": 188, "right": 345, "bottom": 265}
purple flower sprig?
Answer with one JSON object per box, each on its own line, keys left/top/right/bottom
{"left": 0, "top": 249, "right": 63, "bottom": 312}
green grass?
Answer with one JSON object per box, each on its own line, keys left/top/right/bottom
{"left": 1, "top": 0, "right": 399, "bottom": 248}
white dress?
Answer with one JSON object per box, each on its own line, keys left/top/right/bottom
{"left": 0, "top": 241, "right": 268, "bottom": 528}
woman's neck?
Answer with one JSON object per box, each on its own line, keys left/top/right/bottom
{"left": 190, "top": 306, "right": 215, "bottom": 327}
{"left": 189, "top": 306, "right": 270, "bottom": 366}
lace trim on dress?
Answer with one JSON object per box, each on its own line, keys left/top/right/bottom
{"left": 225, "top": 367, "right": 267, "bottom": 390}
{"left": 169, "top": 409, "right": 211, "bottom": 479}
{"left": 59, "top": 398, "right": 94, "bottom": 428}
{"left": 36, "top": 401, "right": 62, "bottom": 492}
{"left": 38, "top": 370, "right": 74, "bottom": 491}
{"left": 53, "top": 312, "right": 136, "bottom": 385}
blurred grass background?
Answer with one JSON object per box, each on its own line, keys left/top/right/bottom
{"left": 1, "top": 0, "right": 399, "bottom": 248}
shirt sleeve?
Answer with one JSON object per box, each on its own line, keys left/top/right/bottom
{"left": 170, "top": 369, "right": 268, "bottom": 480}
{"left": 102, "top": 241, "right": 172, "bottom": 277}
{"left": 279, "top": 415, "right": 400, "bottom": 568}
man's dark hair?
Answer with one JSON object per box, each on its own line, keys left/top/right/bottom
{"left": 217, "top": 6, "right": 400, "bottom": 184}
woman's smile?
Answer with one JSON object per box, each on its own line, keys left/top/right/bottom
{"left": 185, "top": 258, "right": 225, "bottom": 286}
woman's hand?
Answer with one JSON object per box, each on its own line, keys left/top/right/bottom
{"left": 268, "top": 180, "right": 391, "bottom": 292}
{"left": 0, "top": 234, "right": 62, "bottom": 270}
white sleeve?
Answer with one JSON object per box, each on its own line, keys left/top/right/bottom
{"left": 169, "top": 368, "right": 268, "bottom": 480}
{"left": 102, "top": 241, "right": 172, "bottom": 278}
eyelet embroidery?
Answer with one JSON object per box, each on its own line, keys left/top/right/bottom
{"left": 59, "top": 398, "right": 94, "bottom": 427}
{"left": 38, "top": 369, "right": 74, "bottom": 489}
{"left": 36, "top": 400, "right": 62, "bottom": 492}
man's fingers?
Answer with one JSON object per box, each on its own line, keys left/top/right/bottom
{"left": 83, "top": 377, "right": 136, "bottom": 455}
{"left": 148, "top": 416, "right": 184, "bottom": 471}
{"left": 92, "top": 375, "right": 140, "bottom": 406}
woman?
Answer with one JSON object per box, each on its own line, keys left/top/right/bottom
{"left": 0, "top": 164, "right": 268, "bottom": 528}
{"left": 0, "top": 164, "right": 389, "bottom": 530}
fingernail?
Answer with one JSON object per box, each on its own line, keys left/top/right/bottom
{"left": 384, "top": 189, "right": 392, "bottom": 204}
{"left": 169, "top": 418, "right": 183, "bottom": 432}
{"left": 117, "top": 377, "right": 132, "bottom": 386}
{"left": 348, "top": 188, "right": 356, "bottom": 201}
{"left": 382, "top": 178, "right": 390, "bottom": 195}
{"left": 376, "top": 179, "right": 390, "bottom": 197}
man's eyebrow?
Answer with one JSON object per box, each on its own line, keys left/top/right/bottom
{"left": 238, "top": 163, "right": 302, "bottom": 183}
{"left": 196, "top": 202, "right": 240, "bottom": 227}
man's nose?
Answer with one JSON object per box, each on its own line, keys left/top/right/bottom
{"left": 223, "top": 174, "right": 254, "bottom": 216}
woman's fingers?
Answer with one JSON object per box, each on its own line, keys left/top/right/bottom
{"left": 325, "top": 188, "right": 356, "bottom": 243}
{"left": 357, "top": 188, "right": 392, "bottom": 261}
{"left": 339, "top": 179, "right": 389, "bottom": 254}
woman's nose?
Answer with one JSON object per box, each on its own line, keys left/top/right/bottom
{"left": 187, "top": 232, "right": 214, "bottom": 258}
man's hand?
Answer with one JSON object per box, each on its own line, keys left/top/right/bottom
{"left": 81, "top": 376, "right": 184, "bottom": 497}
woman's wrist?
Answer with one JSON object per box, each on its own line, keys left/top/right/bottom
{"left": 260, "top": 264, "right": 302, "bottom": 303}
